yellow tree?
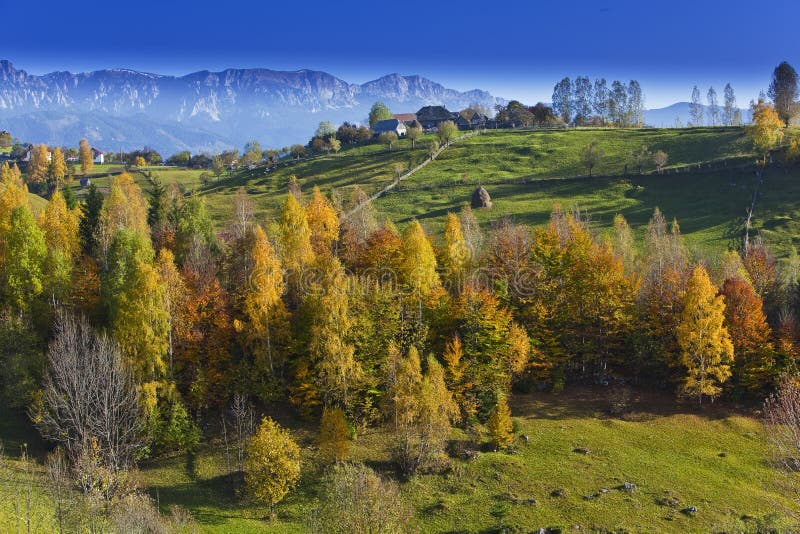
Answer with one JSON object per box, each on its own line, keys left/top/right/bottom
{"left": 79, "top": 139, "right": 94, "bottom": 174}
{"left": 307, "top": 256, "right": 361, "bottom": 408}
{"left": 676, "top": 265, "right": 734, "bottom": 406}
{"left": 50, "top": 147, "right": 67, "bottom": 184}
{"left": 239, "top": 225, "right": 289, "bottom": 376}
{"left": 98, "top": 172, "right": 150, "bottom": 259}
{"left": 277, "top": 194, "right": 315, "bottom": 304}
{"left": 2, "top": 205, "right": 46, "bottom": 313}
{"left": 245, "top": 417, "right": 301, "bottom": 518}
{"left": 155, "top": 248, "right": 187, "bottom": 376}
{"left": 104, "top": 230, "right": 169, "bottom": 412}
{"left": 133, "top": 156, "right": 147, "bottom": 168}
{"left": 442, "top": 335, "right": 474, "bottom": 420}
{"left": 440, "top": 212, "right": 469, "bottom": 292}
{"left": 486, "top": 396, "right": 514, "bottom": 450}
{"left": 27, "top": 144, "right": 50, "bottom": 185}
{"left": 305, "top": 186, "right": 339, "bottom": 256}
{"left": 386, "top": 345, "right": 422, "bottom": 474}
{"left": 399, "top": 220, "right": 441, "bottom": 297}
{"left": 748, "top": 99, "right": 785, "bottom": 165}
{"left": 317, "top": 406, "right": 350, "bottom": 463}
{"left": 417, "top": 355, "right": 457, "bottom": 464}
{"left": 38, "top": 190, "right": 80, "bottom": 302}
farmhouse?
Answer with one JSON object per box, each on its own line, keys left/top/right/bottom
{"left": 92, "top": 147, "right": 105, "bottom": 164}
{"left": 373, "top": 118, "right": 407, "bottom": 137}
{"left": 416, "top": 105, "right": 458, "bottom": 130}
{"left": 24, "top": 149, "right": 52, "bottom": 162}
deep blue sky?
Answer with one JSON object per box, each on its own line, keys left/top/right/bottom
{"left": 2, "top": 0, "right": 799, "bottom": 108}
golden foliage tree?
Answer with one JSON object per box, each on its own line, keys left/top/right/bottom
{"left": 721, "top": 278, "right": 774, "bottom": 393}
{"left": 278, "top": 194, "right": 315, "bottom": 304}
{"left": 50, "top": 147, "right": 67, "bottom": 184}
{"left": 676, "top": 265, "right": 734, "bottom": 405}
{"left": 399, "top": 220, "right": 440, "bottom": 297}
{"left": 27, "top": 144, "right": 50, "bottom": 185}
{"left": 748, "top": 99, "right": 785, "bottom": 165}
{"left": 239, "top": 225, "right": 289, "bottom": 377}
{"left": 98, "top": 172, "right": 150, "bottom": 260}
{"left": 440, "top": 212, "right": 469, "bottom": 292}
{"left": 305, "top": 186, "right": 339, "bottom": 256}
{"left": 2, "top": 205, "right": 46, "bottom": 312}
{"left": 317, "top": 406, "right": 350, "bottom": 463}
{"left": 486, "top": 396, "right": 514, "bottom": 450}
{"left": 79, "top": 138, "right": 94, "bottom": 174}
{"left": 38, "top": 190, "right": 80, "bottom": 301}
{"left": 245, "top": 417, "right": 301, "bottom": 518}
{"left": 306, "top": 256, "right": 361, "bottom": 408}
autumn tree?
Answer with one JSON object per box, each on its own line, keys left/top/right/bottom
{"left": 103, "top": 229, "right": 170, "bottom": 410}
{"left": 277, "top": 194, "right": 315, "bottom": 304}
{"left": 721, "top": 278, "right": 774, "bottom": 393}
{"left": 79, "top": 139, "right": 94, "bottom": 174}
{"left": 37, "top": 312, "right": 143, "bottom": 480}
{"left": 238, "top": 225, "right": 289, "bottom": 381}
{"left": 50, "top": 147, "right": 67, "bottom": 184}
{"left": 245, "top": 417, "right": 301, "bottom": 518}
{"left": 27, "top": 144, "right": 50, "bottom": 185}
{"left": 385, "top": 346, "right": 455, "bottom": 474}
{"left": 97, "top": 172, "right": 150, "bottom": 261}
{"left": 638, "top": 208, "right": 689, "bottom": 378}
{"left": 2, "top": 205, "right": 46, "bottom": 313}
{"left": 440, "top": 212, "right": 469, "bottom": 292}
{"left": 399, "top": 220, "right": 441, "bottom": 297}
{"left": 486, "top": 396, "right": 514, "bottom": 450}
{"left": 309, "top": 463, "right": 411, "bottom": 534}
{"left": 38, "top": 190, "right": 80, "bottom": 302}
{"left": 305, "top": 256, "right": 361, "bottom": 409}
{"left": 748, "top": 99, "right": 785, "bottom": 165}
{"left": 317, "top": 406, "right": 350, "bottom": 463}
{"left": 305, "top": 186, "right": 339, "bottom": 256}
{"left": 676, "top": 265, "right": 734, "bottom": 406}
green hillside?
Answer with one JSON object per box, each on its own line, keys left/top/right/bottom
{"left": 189, "top": 126, "right": 800, "bottom": 259}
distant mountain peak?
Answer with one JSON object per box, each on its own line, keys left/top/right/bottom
{"left": 0, "top": 59, "right": 504, "bottom": 153}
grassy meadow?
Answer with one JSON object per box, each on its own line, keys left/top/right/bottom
{"left": 2, "top": 388, "right": 785, "bottom": 533}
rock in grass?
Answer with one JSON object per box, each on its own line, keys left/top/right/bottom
{"left": 573, "top": 447, "right": 590, "bottom": 454}
{"left": 550, "top": 488, "right": 566, "bottom": 498}
{"left": 682, "top": 506, "right": 698, "bottom": 516}
{"left": 619, "top": 482, "right": 637, "bottom": 492}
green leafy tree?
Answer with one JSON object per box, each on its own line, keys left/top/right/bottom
{"left": 436, "top": 120, "right": 458, "bottom": 145}
{"left": 368, "top": 102, "right": 392, "bottom": 127}
{"left": 378, "top": 132, "right": 398, "bottom": 151}
{"left": 2, "top": 205, "right": 46, "bottom": 312}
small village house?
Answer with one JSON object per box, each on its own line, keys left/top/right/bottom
{"left": 373, "top": 118, "right": 407, "bottom": 137}
{"left": 92, "top": 147, "right": 105, "bottom": 164}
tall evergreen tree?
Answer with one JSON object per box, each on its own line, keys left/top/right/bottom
{"left": 592, "top": 78, "right": 609, "bottom": 122}
{"left": 707, "top": 86, "right": 720, "bottom": 126}
{"left": 768, "top": 61, "right": 799, "bottom": 124}
{"left": 723, "top": 83, "right": 737, "bottom": 126}
{"left": 689, "top": 86, "right": 704, "bottom": 126}
{"left": 79, "top": 183, "right": 103, "bottom": 256}
{"left": 552, "top": 77, "right": 573, "bottom": 124}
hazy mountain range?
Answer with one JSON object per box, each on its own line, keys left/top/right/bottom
{"left": 644, "top": 102, "right": 752, "bottom": 127}
{"left": 0, "top": 60, "right": 753, "bottom": 155}
{"left": 0, "top": 60, "right": 502, "bottom": 155}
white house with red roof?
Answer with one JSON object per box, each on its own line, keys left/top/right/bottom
{"left": 92, "top": 147, "right": 105, "bottom": 164}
